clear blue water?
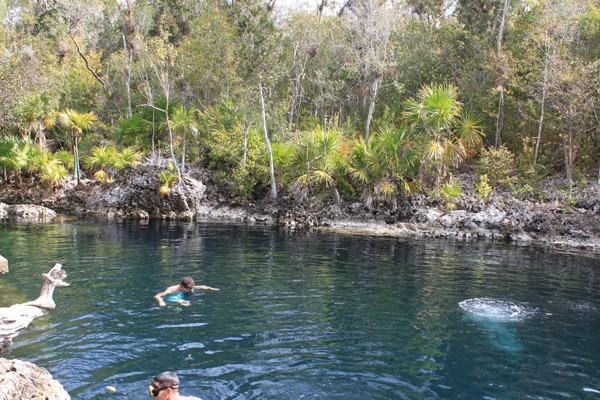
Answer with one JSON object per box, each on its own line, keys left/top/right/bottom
{"left": 1, "top": 219, "right": 599, "bottom": 399}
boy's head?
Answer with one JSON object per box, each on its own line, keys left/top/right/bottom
{"left": 179, "top": 277, "right": 195, "bottom": 291}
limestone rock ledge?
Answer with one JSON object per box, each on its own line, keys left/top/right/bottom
{"left": 0, "top": 358, "right": 70, "bottom": 399}
{"left": 0, "top": 203, "right": 57, "bottom": 222}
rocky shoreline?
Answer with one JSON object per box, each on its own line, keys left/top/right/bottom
{"left": 1, "top": 165, "right": 600, "bottom": 252}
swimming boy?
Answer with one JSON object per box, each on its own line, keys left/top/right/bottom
{"left": 154, "top": 277, "right": 219, "bottom": 307}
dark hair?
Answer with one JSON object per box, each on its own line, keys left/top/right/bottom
{"left": 153, "top": 371, "right": 180, "bottom": 389}
{"left": 180, "top": 277, "right": 195, "bottom": 291}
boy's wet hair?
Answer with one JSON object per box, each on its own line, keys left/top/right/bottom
{"left": 153, "top": 371, "right": 180, "bottom": 388}
{"left": 180, "top": 277, "right": 195, "bottom": 291}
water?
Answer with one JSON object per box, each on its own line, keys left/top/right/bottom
{"left": 1, "top": 219, "right": 599, "bottom": 399}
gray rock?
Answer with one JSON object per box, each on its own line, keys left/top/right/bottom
{"left": 0, "top": 203, "right": 57, "bottom": 221}
{"left": 0, "top": 358, "right": 70, "bottom": 400}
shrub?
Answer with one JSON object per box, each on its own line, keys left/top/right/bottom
{"left": 439, "top": 179, "right": 462, "bottom": 211}
{"left": 476, "top": 174, "right": 492, "bottom": 201}
{"left": 476, "top": 146, "right": 516, "bottom": 187}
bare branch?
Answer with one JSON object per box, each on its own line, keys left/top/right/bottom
{"left": 69, "top": 35, "right": 105, "bottom": 87}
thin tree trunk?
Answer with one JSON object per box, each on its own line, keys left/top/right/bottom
{"left": 365, "top": 76, "right": 380, "bottom": 141}
{"left": 122, "top": 31, "right": 133, "bottom": 118}
{"left": 181, "top": 132, "right": 186, "bottom": 173}
{"left": 74, "top": 135, "right": 80, "bottom": 185}
{"left": 242, "top": 122, "right": 251, "bottom": 167}
{"left": 494, "top": 0, "right": 510, "bottom": 148}
{"left": 287, "top": 46, "right": 308, "bottom": 128}
{"left": 561, "top": 115, "right": 573, "bottom": 199}
{"left": 534, "top": 38, "right": 549, "bottom": 166}
{"left": 259, "top": 80, "right": 277, "bottom": 200}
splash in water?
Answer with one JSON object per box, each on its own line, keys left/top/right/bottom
{"left": 459, "top": 298, "right": 533, "bottom": 322}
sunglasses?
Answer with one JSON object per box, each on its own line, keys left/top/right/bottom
{"left": 149, "top": 383, "right": 177, "bottom": 397}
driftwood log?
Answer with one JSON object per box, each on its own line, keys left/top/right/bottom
{"left": 0, "top": 263, "right": 69, "bottom": 353}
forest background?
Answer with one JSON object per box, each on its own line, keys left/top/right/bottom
{"left": 1, "top": 0, "right": 600, "bottom": 211}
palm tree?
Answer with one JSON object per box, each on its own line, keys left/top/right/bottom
{"left": 403, "top": 84, "right": 484, "bottom": 189}
{"left": 57, "top": 109, "right": 97, "bottom": 185}
{"left": 20, "top": 93, "right": 56, "bottom": 150}
{"left": 349, "top": 125, "right": 418, "bottom": 210}
{"left": 82, "top": 145, "right": 120, "bottom": 182}
{"left": 0, "top": 136, "right": 32, "bottom": 183}
{"left": 170, "top": 106, "right": 198, "bottom": 173}
{"left": 287, "top": 125, "right": 342, "bottom": 203}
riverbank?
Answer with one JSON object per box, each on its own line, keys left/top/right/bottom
{"left": 1, "top": 165, "right": 600, "bottom": 252}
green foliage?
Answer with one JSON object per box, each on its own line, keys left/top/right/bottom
{"left": 57, "top": 109, "right": 98, "bottom": 182}
{"left": 282, "top": 125, "right": 343, "bottom": 203}
{"left": 578, "top": 3, "right": 600, "bottom": 61}
{"left": 54, "top": 150, "right": 74, "bottom": 172}
{"left": 82, "top": 145, "right": 143, "bottom": 183}
{"left": 118, "top": 147, "right": 144, "bottom": 168}
{"left": 0, "top": 136, "right": 32, "bottom": 181}
{"left": 439, "top": 179, "right": 463, "bottom": 211}
{"left": 115, "top": 115, "right": 155, "bottom": 150}
{"left": 28, "top": 150, "right": 69, "bottom": 186}
{"left": 509, "top": 182, "right": 545, "bottom": 201}
{"left": 403, "top": 83, "right": 484, "bottom": 189}
{"left": 477, "top": 146, "right": 517, "bottom": 188}
{"left": 348, "top": 125, "right": 419, "bottom": 209}
{"left": 159, "top": 163, "right": 178, "bottom": 196}
{"left": 1, "top": 0, "right": 599, "bottom": 202}
{"left": 476, "top": 174, "right": 492, "bottom": 201}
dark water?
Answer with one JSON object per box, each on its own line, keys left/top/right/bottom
{"left": 1, "top": 220, "right": 599, "bottom": 400}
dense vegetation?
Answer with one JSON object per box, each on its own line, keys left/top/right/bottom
{"left": 1, "top": 0, "right": 599, "bottom": 208}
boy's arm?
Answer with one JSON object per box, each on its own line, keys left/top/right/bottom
{"left": 154, "top": 290, "right": 168, "bottom": 306}
{"left": 155, "top": 285, "right": 178, "bottom": 306}
{"left": 194, "top": 285, "right": 220, "bottom": 291}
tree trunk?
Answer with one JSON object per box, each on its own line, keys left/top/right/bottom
{"left": 122, "top": 31, "right": 133, "bottom": 118}
{"left": 561, "top": 114, "right": 573, "bottom": 199}
{"left": 494, "top": 0, "right": 510, "bottom": 148}
{"left": 365, "top": 76, "right": 380, "bottom": 141}
{"left": 534, "top": 38, "right": 549, "bottom": 166}
{"left": 259, "top": 80, "right": 277, "bottom": 200}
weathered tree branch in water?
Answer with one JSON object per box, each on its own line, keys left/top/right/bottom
{"left": 69, "top": 35, "right": 105, "bottom": 87}
{"left": 0, "top": 263, "right": 69, "bottom": 353}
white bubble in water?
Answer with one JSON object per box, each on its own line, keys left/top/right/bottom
{"left": 459, "top": 298, "right": 534, "bottom": 321}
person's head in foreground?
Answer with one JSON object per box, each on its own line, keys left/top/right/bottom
{"left": 149, "top": 371, "right": 181, "bottom": 399}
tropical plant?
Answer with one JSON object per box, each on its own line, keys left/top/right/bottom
{"left": 403, "top": 84, "right": 484, "bottom": 189}
{"left": 19, "top": 93, "right": 56, "bottom": 150}
{"left": 57, "top": 109, "right": 98, "bottom": 185}
{"left": 83, "top": 145, "right": 144, "bottom": 183}
{"left": 159, "top": 163, "right": 178, "bottom": 195}
{"left": 0, "top": 136, "right": 33, "bottom": 183}
{"left": 118, "top": 146, "right": 143, "bottom": 168}
{"left": 476, "top": 145, "right": 516, "bottom": 188}
{"left": 28, "top": 150, "right": 69, "bottom": 186}
{"left": 287, "top": 125, "right": 342, "bottom": 203}
{"left": 476, "top": 174, "right": 492, "bottom": 201}
{"left": 439, "top": 179, "right": 463, "bottom": 211}
{"left": 82, "top": 145, "right": 120, "bottom": 183}
{"left": 348, "top": 125, "right": 418, "bottom": 210}
{"left": 170, "top": 105, "right": 198, "bottom": 173}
